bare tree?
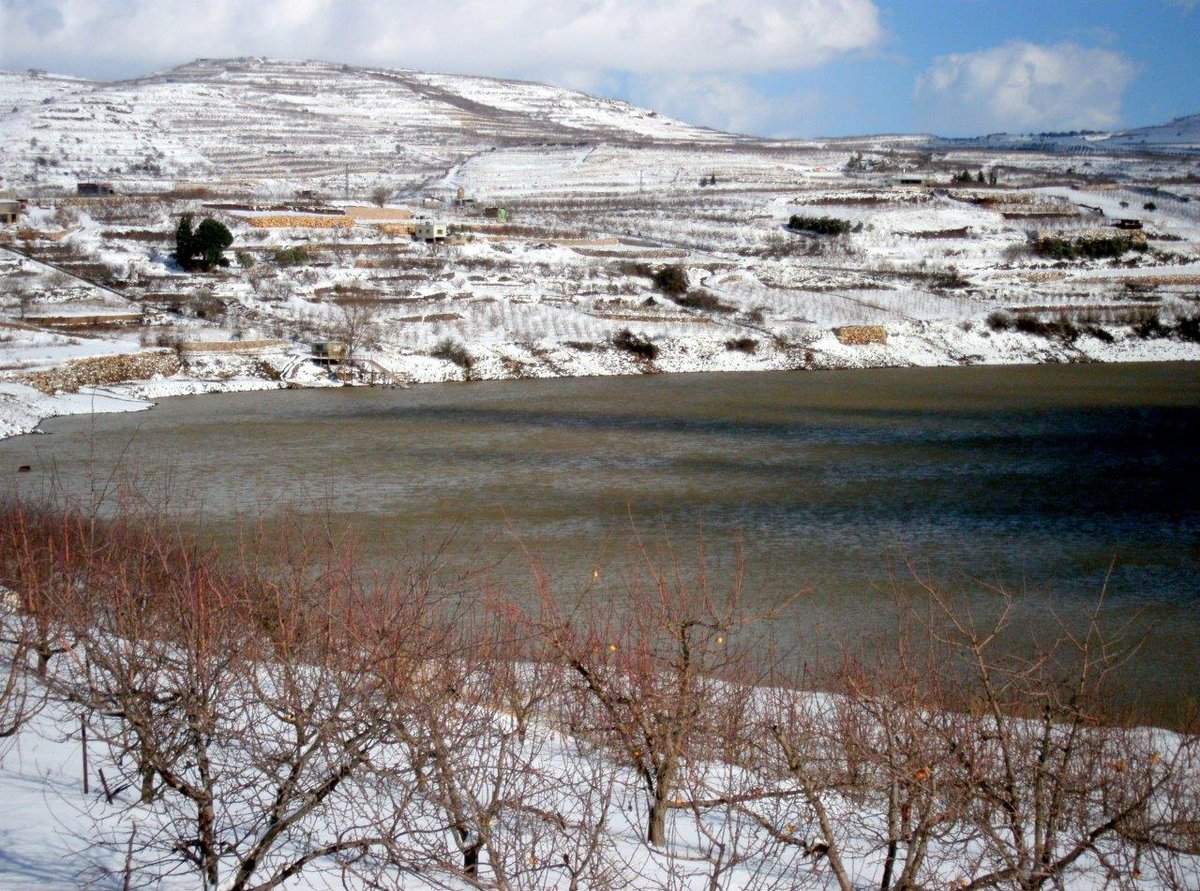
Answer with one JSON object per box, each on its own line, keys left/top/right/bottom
{"left": 516, "top": 541, "right": 784, "bottom": 850}
{"left": 760, "top": 577, "right": 1200, "bottom": 891}
{"left": 370, "top": 185, "right": 393, "bottom": 208}
{"left": 335, "top": 298, "right": 380, "bottom": 368}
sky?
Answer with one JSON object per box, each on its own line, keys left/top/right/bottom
{"left": 0, "top": 0, "right": 1197, "bottom": 138}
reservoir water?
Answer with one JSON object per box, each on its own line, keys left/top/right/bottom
{"left": 3, "top": 362, "right": 1198, "bottom": 718}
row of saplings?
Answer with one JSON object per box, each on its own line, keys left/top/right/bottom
{"left": 988, "top": 308, "right": 1200, "bottom": 344}
{"left": 0, "top": 498, "right": 1197, "bottom": 891}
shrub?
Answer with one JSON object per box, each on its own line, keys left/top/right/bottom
{"left": 616, "top": 261, "right": 654, "bottom": 279}
{"left": 1014, "top": 314, "right": 1078, "bottom": 342}
{"left": 1176, "top": 314, "right": 1200, "bottom": 343}
{"left": 724, "top": 336, "right": 758, "bottom": 353}
{"left": 1082, "top": 324, "right": 1115, "bottom": 343}
{"left": 612, "top": 328, "right": 659, "bottom": 360}
{"left": 986, "top": 310, "right": 1013, "bottom": 331}
{"left": 787, "top": 215, "right": 852, "bottom": 236}
{"left": 1132, "top": 309, "right": 1168, "bottom": 339}
{"left": 930, "top": 267, "right": 970, "bottom": 289}
{"left": 187, "top": 288, "right": 225, "bottom": 321}
{"left": 673, "top": 290, "right": 733, "bottom": 313}
{"left": 652, "top": 264, "right": 689, "bottom": 295}
{"left": 1032, "top": 234, "right": 1146, "bottom": 260}
{"left": 235, "top": 250, "right": 255, "bottom": 269}
{"left": 273, "top": 246, "right": 311, "bottom": 266}
{"left": 431, "top": 338, "right": 473, "bottom": 370}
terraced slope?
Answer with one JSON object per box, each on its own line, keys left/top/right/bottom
{"left": 0, "top": 57, "right": 738, "bottom": 194}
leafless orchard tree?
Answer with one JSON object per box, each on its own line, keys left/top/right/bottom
{"left": 4, "top": 494, "right": 1198, "bottom": 890}
{"left": 40, "top": 514, "right": 396, "bottom": 890}
{"left": 514, "top": 542, "right": 788, "bottom": 851}
{"left": 370, "top": 185, "right": 394, "bottom": 208}
{"left": 758, "top": 577, "right": 1200, "bottom": 891}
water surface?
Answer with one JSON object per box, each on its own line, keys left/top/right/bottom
{"left": 4, "top": 363, "right": 1198, "bottom": 717}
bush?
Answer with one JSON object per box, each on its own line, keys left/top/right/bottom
{"left": 652, "top": 264, "right": 689, "bottom": 295}
{"left": 1014, "top": 314, "right": 1078, "bottom": 342}
{"left": 787, "top": 215, "right": 852, "bottom": 236}
{"left": 1176, "top": 314, "right": 1200, "bottom": 343}
{"left": 930, "top": 267, "right": 969, "bottom": 289}
{"left": 617, "top": 261, "right": 654, "bottom": 279}
{"left": 1082, "top": 324, "right": 1115, "bottom": 343}
{"left": 187, "top": 288, "right": 225, "bottom": 321}
{"left": 724, "top": 336, "right": 758, "bottom": 353}
{"left": 986, "top": 310, "right": 1013, "bottom": 331}
{"left": 235, "top": 250, "right": 255, "bottom": 269}
{"left": 612, "top": 328, "right": 659, "bottom": 360}
{"left": 1132, "top": 310, "right": 1168, "bottom": 339}
{"left": 1032, "top": 234, "right": 1145, "bottom": 261}
{"left": 673, "top": 290, "right": 733, "bottom": 313}
{"left": 431, "top": 338, "right": 473, "bottom": 370}
{"left": 273, "top": 246, "right": 311, "bottom": 267}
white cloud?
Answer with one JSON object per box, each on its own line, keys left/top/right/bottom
{"left": 914, "top": 41, "right": 1135, "bottom": 135}
{"left": 0, "top": 0, "right": 883, "bottom": 80}
{"left": 631, "top": 76, "right": 773, "bottom": 135}
{"left": 631, "top": 75, "right": 825, "bottom": 137}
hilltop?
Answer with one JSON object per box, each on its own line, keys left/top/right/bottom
{"left": 0, "top": 57, "right": 740, "bottom": 196}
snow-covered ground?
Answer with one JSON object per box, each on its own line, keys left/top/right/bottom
{"left": 1, "top": 57, "right": 1199, "bottom": 440}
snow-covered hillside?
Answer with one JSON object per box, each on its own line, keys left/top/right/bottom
{"left": 0, "top": 57, "right": 738, "bottom": 196}
{"left": 935, "top": 113, "right": 1200, "bottom": 155}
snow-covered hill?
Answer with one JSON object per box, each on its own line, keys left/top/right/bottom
{"left": 934, "top": 113, "right": 1200, "bottom": 155}
{"left": 0, "top": 57, "right": 739, "bottom": 195}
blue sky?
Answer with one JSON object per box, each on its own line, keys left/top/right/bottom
{"left": 0, "top": 0, "right": 1197, "bottom": 137}
{"left": 786, "top": 0, "right": 1200, "bottom": 136}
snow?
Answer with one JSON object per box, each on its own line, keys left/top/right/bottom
{"left": 0, "top": 56, "right": 1198, "bottom": 442}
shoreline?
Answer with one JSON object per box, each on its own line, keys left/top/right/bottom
{"left": 4, "top": 327, "right": 1200, "bottom": 442}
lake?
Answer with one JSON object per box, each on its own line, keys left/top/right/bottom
{"left": 3, "top": 362, "right": 1198, "bottom": 719}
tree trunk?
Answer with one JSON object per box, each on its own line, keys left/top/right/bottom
{"left": 648, "top": 784, "right": 670, "bottom": 847}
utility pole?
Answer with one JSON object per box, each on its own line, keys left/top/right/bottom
{"left": 343, "top": 164, "right": 350, "bottom": 202}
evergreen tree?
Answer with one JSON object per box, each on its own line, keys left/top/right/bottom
{"left": 175, "top": 214, "right": 233, "bottom": 272}
{"left": 195, "top": 218, "right": 233, "bottom": 270}
{"left": 174, "top": 213, "right": 198, "bottom": 270}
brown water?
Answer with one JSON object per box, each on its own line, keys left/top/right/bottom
{"left": 3, "top": 363, "right": 1199, "bottom": 718}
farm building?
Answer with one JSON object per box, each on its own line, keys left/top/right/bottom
{"left": 76, "top": 182, "right": 117, "bottom": 197}
{"left": 889, "top": 174, "right": 929, "bottom": 188}
{"left": 0, "top": 199, "right": 21, "bottom": 224}
{"left": 483, "top": 206, "right": 508, "bottom": 222}
{"left": 415, "top": 221, "right": 448, "bottom": 243}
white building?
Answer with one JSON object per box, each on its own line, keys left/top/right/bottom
{"left": 415, "top": 221, "right": 448, "bottom": 242}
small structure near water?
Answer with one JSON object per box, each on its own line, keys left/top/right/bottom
{"left": 311, "top": 341, "right": 347, "bottom": 363}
